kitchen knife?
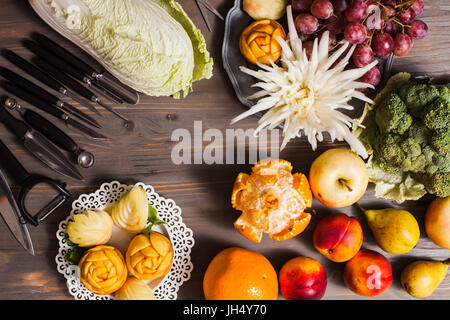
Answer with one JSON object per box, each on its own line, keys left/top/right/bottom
{"left": 0, "top": 66, "right": 101, "bottom": 128}
{"left": 0, "top": 103, "right": 84, "bottom": 181}
{"left": 24, "top": 39, "right": 123, "bottom": 104}
{"left": 34, "top": 33, "right": 140, "bottom": 105}
{"left": 1, "top": 49, "right": 101, "bottom": 117}
{"left": 0, "top": 165, "right": 34, "bottom": 255}
{"left": 4, "top": 97, "right": 96, "bottom": 169}
{"left": 2, "top": 81, "right": 110, "bottom": 141}
{"left": 34, "top": 58, "right": 135, "bottom": 131}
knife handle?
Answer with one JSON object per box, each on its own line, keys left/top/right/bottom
{"left": 34, "top": 58, "right": 96, "bottom": 102}
{"left": 0, "top": 139, "right": 30, "bottom": 183}
{"left": 23, "top": 109, "right": 78, "bottom": 154}
{"left": 24, "top": 39, "right": 86, "bottom": 82}
{"left": 0, "top": 67, "right": 60, "bottom": 107}
{"left": 35, "top": 33, "right": 96, "bottom": 77}
{"left": 0, "top": 104, "right": 29, "bottom": 140}
{"left": 2, "top": 82, "right": 64, "bottom": 120}
{"left": 2, "top": 49, "right": 62, "bottom": 93}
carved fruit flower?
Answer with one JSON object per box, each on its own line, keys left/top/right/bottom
{"left": 231, "top": 158, "right": 313, "bottom": 243}
{"left": 78, "top": 245, "right": 127, "bottom": 295}
{"left": 116, "top": 277, "right": 156, "bottom": 300}
{"left": 125, "top": 232, "right": 174, "bottom": 281}
{"left": 111, "top": 186, "right": 149, "bottom": 234}
{"left": 66, "top": 210, "right": 113, "bottom": 247}
{"left": 239, "top": 19, "right": 286, "bottom": 65}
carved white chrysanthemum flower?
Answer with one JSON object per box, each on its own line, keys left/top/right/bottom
{"left": 231, "top": 5, "right": 378, "bottom": 158}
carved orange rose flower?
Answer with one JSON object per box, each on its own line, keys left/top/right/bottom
{"left": 78, "top": 245, "right": 127, "bottom": 295}
{"left": 239, "top": 19, "right": 286, "bottom": 65}
{"left": 125, "top": 232, "right": 174, "bottom": 281}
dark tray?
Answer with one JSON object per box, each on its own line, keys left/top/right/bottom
{"left": 222, "top": 0, "right": 394, "bottom": 112}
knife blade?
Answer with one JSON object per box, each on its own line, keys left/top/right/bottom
{"left": 2, "top": 81, "right": 110, "bottom": 141}
{"left": 1, "top": 49, "right": 101, "bottom": 117}
{"left": 0, "top": 167, "right": 34, "bottom": 255}
{"left": 0, "top": 104, "right": 84, "bottom": 181}
{"left": 0, "top": 67, "right": 101, "bottom": 128}
{"left": 24, "top": 39, "right": 123, "bottom": 104}
{"left": 34, "top": 33, "right": 140, "bottom": 105}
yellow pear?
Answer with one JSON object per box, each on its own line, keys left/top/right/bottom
{"left": 401, "top": 260, "right": 449, "bottom": 298}
{"left": 356, "top": 204, "right": 420, "bottom": 254}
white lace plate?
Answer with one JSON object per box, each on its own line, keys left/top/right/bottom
{"left": 55, "top": 181, "right": 195, "bottom": 300}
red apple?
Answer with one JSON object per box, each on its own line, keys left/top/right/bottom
{"left": 313, "top": 213, "right": 363, "bottom": 262}
{"left": 279, "top": 256, "right": 327, "bottom": 300}
{"left": 344, "top": 249, "right": 393, "bottom": 297}
{"left": 309, "top": 148, "right": 368, "bottom": 208}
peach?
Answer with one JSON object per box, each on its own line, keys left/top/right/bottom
{"left": 343, "top": 249, "right": 393, "bottom": 297}
{"left": 313, "top": 213, "right": 363, "bottom": 262}
{"left": 279, "top": 257, "right": 327, "bottom": 300}
{"left": 425, "top": 196, "right": 450, "bottom": 249}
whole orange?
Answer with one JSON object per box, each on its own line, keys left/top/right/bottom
{"left": 203, "top": 247, "right": 278, "bottom": 300}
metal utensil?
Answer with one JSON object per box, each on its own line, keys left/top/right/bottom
{"left": 0, "top": 167, "right": 34, "bottom": 255}
{"left": 195, "top": 0, "right": 224, "bottom": 32}
{"left": 0, "top": 138, "right": 71, "bottom": 227}
{"left": 4, "top": 98, "right": 95, "bottom": 169}
{"left": 1, "top": 49, "right": 101, "bottom": 117}
{"left": 2, "top": 81, "right": 110, "bottom": 142}
{"left": 24, "top": 39, "right": 123, "bottom": 104}
{"left": 0, "top": 67, "right": 100, "bottom": 129}
{"left": 34, "top": 33, "right": 140, "bottom": 105}
{"left": 25, "top": 42, "right": 135, "bottom": 131}
{"left": 34, "top": 58, "right": 135, "bottom": 131}
{"left": 0, "top": 103, "right": 84, "bottom": 181}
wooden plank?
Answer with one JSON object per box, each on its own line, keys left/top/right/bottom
{"left": 0, "top": 0, "right": 448, "bottom": 300}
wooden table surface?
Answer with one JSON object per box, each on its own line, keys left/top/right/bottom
{"left": 0, "top": 0, "right": 449, "bottom": 300}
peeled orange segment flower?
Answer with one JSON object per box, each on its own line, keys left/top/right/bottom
{"left": 231, "top": 158, "right": 313, "bottom": 242}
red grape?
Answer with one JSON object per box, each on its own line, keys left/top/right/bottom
{"left": 393, "top": 33, "right": 413, "bottom": 56}
{"left": 353, "top": 45, "right": 374, "bottom": 67}
{"left": 292, "top": 0, "right": 313, "bottom": 13}
{"left": 366, "top": 4, "right": 384, "bottom": 31}
{"left": 362, "top": 65, "right": 382, "bottom": 87}
{"left": 407, "top": 19, "right": 428, "bottom": 39}
{"left": 345, "top": 0, "right": 368, "bottom": 23}
{"left": 295, "top": 13, "right": 319, "bottom": 35}
{"left": 410, "top": 0, "right": 424, "bottom": 16}
{"left": 331, "top": 0, "right": 347, "bottom": 13}
{"left": 398, "top": 8, "right": 416, "bottom": 24}
{"left": 311, "top": 0, "right": 334, "bottom": 19}
{"left": 372, "top": 33, "right": 394, "bottom": 59}
{"left": 384, "top": 20, "right": 400, "bottom": 35}
{"left": 381, "top": 6, "right": 396, "bottom": 20}
{"left": 325, "top": 15, "right": 346, "bottom": 33}
{"left": 344, "top": 23, "right": 367, "bottom": 44}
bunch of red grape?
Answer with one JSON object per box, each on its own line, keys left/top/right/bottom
{"left": 291, "top": 0, "right": 429, "bottom": 89}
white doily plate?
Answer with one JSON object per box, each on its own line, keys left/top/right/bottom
{"left": 55, "top": 181, "right": 195, "bottom": 300}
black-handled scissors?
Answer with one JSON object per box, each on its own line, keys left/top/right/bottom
{"left": 0, "top": 139, "right": 71, "bottom": 226}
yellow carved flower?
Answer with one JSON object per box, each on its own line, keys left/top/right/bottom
{"left": 78, "top": 245, "right": 127, "bottom": 295}
{"left": 125, "top": 232, "right": 173, "bottom": 281}
{"left": 116, "top": 277, "right": 156, "bottom": 300}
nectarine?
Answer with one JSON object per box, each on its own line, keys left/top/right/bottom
{"left": 279, "top": 257, "right": 327, "bottom": 300}
{"left": 313, "top": 213, "right": 363, "bottom": 262}
{"left": 343, "top": 249, "right": 393, "bottom": 297}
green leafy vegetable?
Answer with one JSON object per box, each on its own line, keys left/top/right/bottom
{"left": 63, "top": 233, "right": 86, "bottom": 265}
{"left": 142, "top": 204, "right": 167, "bottom": 235}
{"left": 355, "top": 73, "right": 450, "bottom": 203}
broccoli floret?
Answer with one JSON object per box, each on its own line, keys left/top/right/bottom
{"left": 373, "top": 133, "right": 406, "bottom": 168}
{"left": 407, "top": 121, "right": 429, "bottom": 144}
{"left": 375, "top": 93, "right": 413, "bottom": 134}
{"left": 397, "top": 83, "right": 440, "bottom": 117}
{"left": 438, "top": 86, "right": 450, "bottom": 103}
{"left": 430, "top": 128, "right": 450, "bottom": 157}
{"left": 422, "top": 97, "right": 450, "bottom": 131}
{"left": 422, "top": 172, "right": 450, "bottom": 198}
{"left": 399, "top": 138, "right": 425, "bottom": 172}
